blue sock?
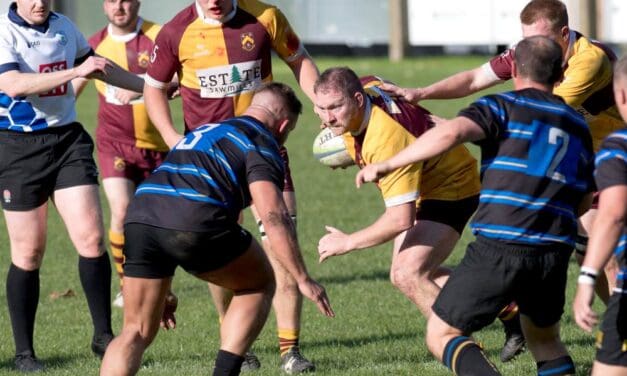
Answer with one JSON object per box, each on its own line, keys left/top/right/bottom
{"left": 537, "top": 355, "right": 575, "bottom": 376}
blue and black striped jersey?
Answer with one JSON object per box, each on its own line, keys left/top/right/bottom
{"left": 460, "top": 88, "right": 595, "bottom": 247}
{"left": 594, "top": 128, "right": 627, "bottom": 293}
{"left": 125, "top": 116, "right": 284, "bottom": 232}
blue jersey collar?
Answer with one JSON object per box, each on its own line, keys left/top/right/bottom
{"left": 8, "top": 2, "right": 55, "bottom": 33}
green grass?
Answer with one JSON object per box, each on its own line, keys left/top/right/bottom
{"left": 0, "top": 56, "right": 603, "bottom": 375}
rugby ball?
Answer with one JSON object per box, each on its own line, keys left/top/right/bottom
{"left": 312, "top": 127, "right": 354, "bottom": 168}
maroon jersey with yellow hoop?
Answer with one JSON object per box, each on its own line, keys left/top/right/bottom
{"left": 145, "top": 0, "right": 306, "bottom": 131}
{"left": 89, "top": 18, "right": 168, "bottom": 151}
{"left": 487, "top": 31, "right": 621, "bottom": 151}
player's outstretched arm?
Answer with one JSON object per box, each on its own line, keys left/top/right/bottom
{"left": 0, "top": 56, "right": 109, "bottom": 98}
{"left": 356, "top": 116, "right": 484, "bottom": 187}
{"left": 379, "top": 66, "right": 498, "bottom": 104}
{"left": 318, "top": 202, "right": 415, "bottom": 263}
{"left": 88, "top": 54, "right": 144, "bottom": 93}
{"left": 573, "top": 186, "right": 627, "bottom": 332}
{"left": 250, "top": 180, "right": 334, "bottom": 317}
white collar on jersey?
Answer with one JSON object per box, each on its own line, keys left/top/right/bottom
{"left": 196, "top": 0, "right": 238, "bottom": 25}
{"left": 351, "top": 97, "right": 372, "bottom": 137}
{"left": 107, "top": 17, "right": 143, "bottom": 43}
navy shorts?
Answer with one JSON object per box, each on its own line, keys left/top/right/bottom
{"left": 123, "top": 222, "right": 253, "bottom": 278}
{"left": 417, "top": 195, "right": 479, "bottom": 234}
{"left": 0, "top": 123, "right": 98, "bottom": 210}
{"left": 433, "top": 236, "right": 572, "bottom": 333}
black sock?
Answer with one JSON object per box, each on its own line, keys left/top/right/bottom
{"left": 213, "top": 349, "right": 245, "bottom": 376}
{"left": 442, "top": 336, "right": 501, "bottom": 376}
{"left": 537, "top": 356, "right": 575, "bottom": 376}
{"left": 78, "top": 254, "right": 112, "bottom": 336}
{"left": 6, "top": 264, "right": 39, "bottom": 356}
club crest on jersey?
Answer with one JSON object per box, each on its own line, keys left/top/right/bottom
{"left": 137, "top": 50, "right": 150, "bottom": 68}
{"left": 241, "top": 32, "right": 255, "bottom": 51}
{"left": 3, "top": 189, "right": 11, "bottom": 204}
{"left": 55, "top": 31, "right": 68, "bottom": 46}
{"left": 114, "top": 157, "right": 126, "bottom": 172}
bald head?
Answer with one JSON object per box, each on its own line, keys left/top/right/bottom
{"left": 515, "top": 35, "right": 563, "bottom": 86}
{"left": 245, "top": 83, "right": 302, "bottom": 144}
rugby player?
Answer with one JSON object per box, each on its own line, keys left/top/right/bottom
{"left": 357, "top": 36, "right": 595, "bottom": 376}
{"left": 99, "top": 82, "right": 334, "bottom": 376}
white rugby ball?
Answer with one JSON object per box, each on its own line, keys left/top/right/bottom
{"left": 312, "top": 128, "right": 354, "bottom": 168}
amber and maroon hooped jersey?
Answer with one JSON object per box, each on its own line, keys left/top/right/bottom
{"left": 487, "top": 31, "right": 622, "bottom": 151}
{"left": 145, "top": 0, "right": 305, "bottom": 131}
{"left": 89, "top": 19, "right": 167, "bottom": 151}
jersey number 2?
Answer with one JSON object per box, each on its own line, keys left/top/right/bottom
{"left": 529, "top": 126, "right": 570, "bottom": 182}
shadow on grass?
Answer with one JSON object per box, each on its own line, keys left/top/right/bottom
{"left": 0, "top": 354, "right": 77, "bottom": 373}
{"left": 318, "top": 269, "right": 389, "bottom": 285}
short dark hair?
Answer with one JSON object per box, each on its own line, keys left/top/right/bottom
{"left": 615, "top": 55, "right": 627, "bottom": 84}
{"left": 520, "top": 0, "right": 568, "bottom": 32}
{"left": 314, "top": 67, "right": 365, "bottom": 98}
{"left": 254, "top": 82, "right": 302, "bottom": 117}
{"left": 515, "top": 35, "right": 563, "bottom": 85}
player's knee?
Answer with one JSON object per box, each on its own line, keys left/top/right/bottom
{"left": 74, "top": 230, "right": 106, "bottom": 257}
{"left": 11, "top": 249, "right": 45, "bottom": 270}
{"left": 121, "top": 322, "right": 158, "bottom": 348}
{"left": 390, "top": 263, "right": 427, "bottom": 292}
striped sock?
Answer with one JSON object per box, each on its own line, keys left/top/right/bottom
{"left": 442, "top": 336, "right": 500, "bottom": 375}
{"left": 537, "top": 356, "right": 575, "bottom": 376}
{"left": 498, "top": 301, "right": 519, "bottom": 322}
{"left": 109, "top": 230, "right": 125, "bottom": 288}
{"left": 279, "top": 328, "right": 299, "bottom": 357}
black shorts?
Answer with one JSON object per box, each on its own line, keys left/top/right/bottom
{"left": 433, "top": 236, "right": 572, "bottom": 334}
{"left": 123, "top": 223, "right": 253, "bottom": 278}
{"left": 0, "top": 123, "right": 98, "bottom": 210}
{"left": 595, "top": 293, "right": 627, "bottom": 367}
{"left": 417, "top": 195, "right": 479, "bottom": 234}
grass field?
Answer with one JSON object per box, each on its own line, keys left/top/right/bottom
{"left": 0, "top": 56, "right": 604, "bottom": 375}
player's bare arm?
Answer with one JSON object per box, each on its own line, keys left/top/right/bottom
{"left": 250, "top": 180, "right": 334, "bottom": 317}
{"left": 379, "top": 65, "right": 499, "bottom": 104}
{"left": 318, "top": 202, "right": 414, "bottom": 262}
{"left": 71, "top": 77, "right": 89, "bottom": 98}
{"left": 0, "top": 56, "right": 107, "bottom": 98}
{"left": 574, "top": 185, "right": 627, "bottom": 332}
{"left": 356, "top": 116, "right": 484, "bottom": 186}
{"left": 144, "top": 82, "right": 182, "bottom": 148}
{"left": 286, "top": 52, "right": 319, "bottom": 102}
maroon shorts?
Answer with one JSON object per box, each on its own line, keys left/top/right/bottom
{"left": 96, "top": 138, "right": 167, "bottom": 185}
